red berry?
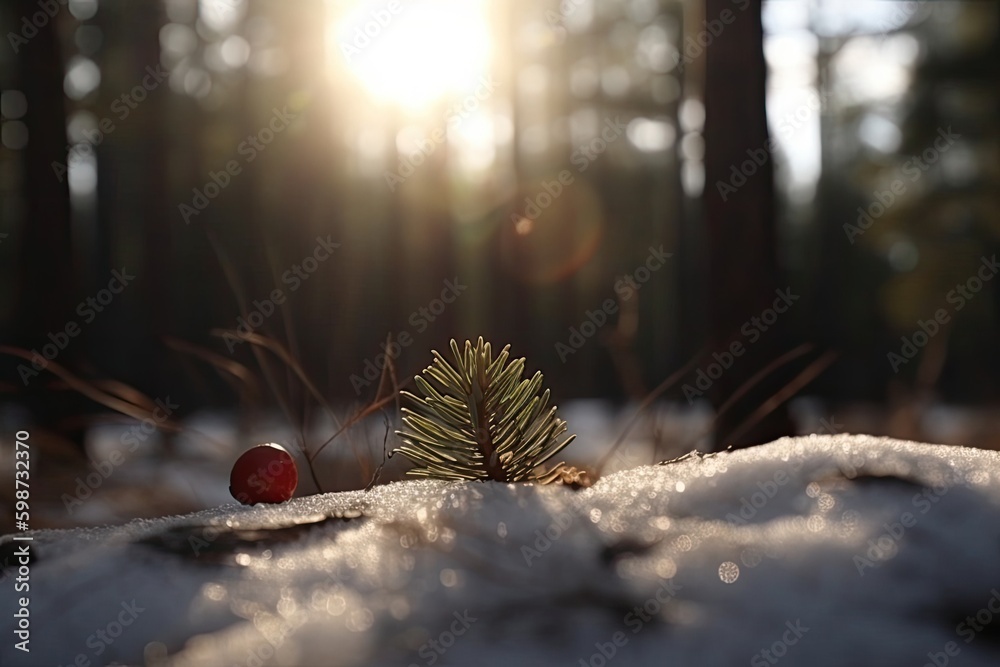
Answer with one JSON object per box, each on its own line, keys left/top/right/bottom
{"left": 230, "top": 443, "right": 298, "bottom": 505}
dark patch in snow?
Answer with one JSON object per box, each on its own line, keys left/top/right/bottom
{"left": 846, "top": 473, "right": 928, "bottom": 491}
{"left": 136, "top": 511, "right": 366, "bottom": 565}
{"left": 600, "top": 537, "right": 660, "bottom": 567}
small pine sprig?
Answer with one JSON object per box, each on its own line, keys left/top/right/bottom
{"left": 394, "top": 337, "right": 577, "bottom": 482}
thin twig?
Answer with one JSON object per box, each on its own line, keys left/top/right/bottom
{"left": 675, "top": 343, "right": 817, "bottom": 452}
{"left": 723, "top": 350, "right": 838, "bottom": 445}
{"left": 365, "top": 410, "right": 394, "bottom": 491}
{"left": 596, "top": 347, "right": 709, "bottom": 475}
{"left": 204, "top": 233, "right": 321, "bottom": 489}
{"left": 714, "top": 343, "right": 815, "bottom": 422}
{"left": 308, "top": 384, "right": 411, "bottom": 462}
{"left": 0, "top": 346, "right": 228, "bottom": 450}
{"left": 163, "top": 335, "right": 261, "bottom": 405}
{"left": 0, "top": 347, "right": 175, "bottom": 426}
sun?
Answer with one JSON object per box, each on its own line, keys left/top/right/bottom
{"left": 330, "top": 0, "right": 493, "bottom": 111}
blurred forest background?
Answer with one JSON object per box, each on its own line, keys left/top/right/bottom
{"left": 1, "top": 0, "right": 999, "bottom": 524}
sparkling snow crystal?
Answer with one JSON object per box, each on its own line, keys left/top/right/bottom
{"left": 3, "top": 434, "right": 1000, "bottom": 666}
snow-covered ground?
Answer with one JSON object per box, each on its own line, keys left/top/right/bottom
{"left": 3, "top": 434, "right": 1000, "bottom": 666}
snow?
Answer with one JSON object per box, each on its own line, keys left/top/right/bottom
{"left": 4, "top": 434, "right": 1000, "bottom": 666}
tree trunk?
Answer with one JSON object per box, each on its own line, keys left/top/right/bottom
{"left": 10, "top": 0, "right": 82, "bottom": 445}
{"left": 702, "top": 0, "right": 795, "bottom": 447}
{"left": 13, "top": 0, "right": 75, "bottom": 343}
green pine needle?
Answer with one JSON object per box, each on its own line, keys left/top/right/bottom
{"left": 394, "top": 337, "right": 577, "bottom": 482}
